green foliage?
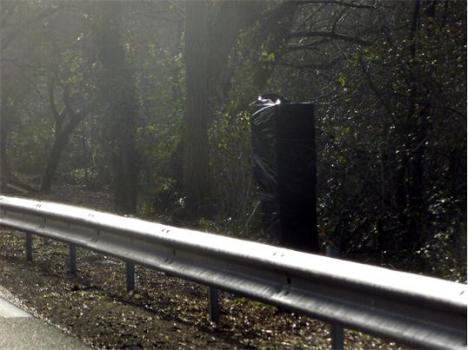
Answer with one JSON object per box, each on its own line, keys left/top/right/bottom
{"left": 209, "top": 110, "right": 256, "bottom": 226}
{"left": 337, "top": 73, "right": 347, "bottom": 88}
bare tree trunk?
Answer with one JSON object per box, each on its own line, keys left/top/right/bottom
{"left": 97, "top": 1, "right": 139, "bottom": 214}
{"left": 397, "top": 0, "right": 434, "bottom": 253}
{"left": 0, "top": 113, "right": 8, "bottom": 191}
{"left": 41, "top": 118, "right": 80, "bottom": 193}
{"left": 180, "top": 1, "right": 267, "bottom": 220}
{"left": 182, "top": 0, "right": 211, "bottom": 219}
{"left": 0, "top": 84, "right": 11, "bottom": 192}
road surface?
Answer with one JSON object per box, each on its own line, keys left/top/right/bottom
{"left": 0, "top": 285, "right": 90, "bottom": 350}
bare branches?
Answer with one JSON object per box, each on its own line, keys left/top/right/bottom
{"left": 62, "top": 84, "right": 88, "bottom": 123}
{"left": 295, "top": 3, "right": 327, "bottom": 31}
{"left": 285, "top": 38, "right": 334, "bottom": 52}
{"left": 298, "top": 0, "right": 378, "bottom": 10}
{"left": 358, "top": 53, "right": 397, "bottom": 126}
{"left": 257, "top": 1, "right": 300, "bottom": 40}
{"left": 62, "top": 85, "right": 76, "bottom": 120}
{"left": 332, "top": 6, "right": 350, "bottom": 34}
{"left": 0, "top": 1, "right": 18, "bottom": 29}
{"left": 288, "top": 30, "right": 370, "bottom": 46}
{"left": 1, "top": 4, "right": 63, "bottom": 51}
{"left": 48, "top": 78, "right": 64, "bottom": 125}
{"left": 279, "top": 55, "right": 342, "bottom": 70}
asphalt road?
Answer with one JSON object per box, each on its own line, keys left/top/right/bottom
{"left": 0, "top": 285, "right": 90, "bottom": 350}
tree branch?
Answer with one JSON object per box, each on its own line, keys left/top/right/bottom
{"left": 358, "top": 54, "right": 397, "bottom": 126}
{"left": 299, "top": 0, "right": 378, "bottom": 9}
{"left": 332, "top": 7, "right": 349, "bottom": 34}
{"left": 285, "top": 38, "right": 335, "bottom": 52}
{"left": 279, "top": 56, "right": 342, "bottom": 70}
{"left": 48, "top": 79, "right": 64, "bottom": 125}
{"left": 1, "top": 4, "right": 62, "bottom": 51}
{"left": 295, "top": 3, "right": 327, "bottom": 31}
{"left": 288, "top": 31, "right": 370, "bottom": 46}
{"left": 62, "top": 85, "right": 79, "bottom": 122}
{"left": 0, "top": 1, "right": 17, "bottom": 28}
{"left": 62, "top": 83, "right": 91, "bottom": 124}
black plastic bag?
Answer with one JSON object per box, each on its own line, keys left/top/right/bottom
{"left": 250, "top": 96, "right": 319, "bottom": 252}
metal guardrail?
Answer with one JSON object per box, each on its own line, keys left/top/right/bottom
{"left": 0, "top": 195, "right": 466, "bottom": 349}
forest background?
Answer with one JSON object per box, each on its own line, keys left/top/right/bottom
{"left": 0, "top": 0, "right": 466, "bottom": 282}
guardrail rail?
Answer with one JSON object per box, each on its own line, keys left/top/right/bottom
{"left": 0, "top": 195, "right": 466, "bottom": 349}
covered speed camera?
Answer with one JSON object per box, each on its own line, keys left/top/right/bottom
{"left": 251, "top": 96, "right": 318, "bottom": 252}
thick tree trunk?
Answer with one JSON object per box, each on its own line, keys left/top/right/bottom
{"left": 0, "top": 87, "right": 11, "bottom": 192}
{"left": 182, "top": 0, "right": 211, "bottom": 219}
{"left": 397, "top": 0, "right": 433, "bottom": 252}
{"left": 0, "top": 114, "right": 8, "bottom": 192}
{"left": 180, "top": 1, "right": 265, "bottom": 219}
{"left": 111, "top": 93, "right": 138, "bottom": 213}
{"left": 407, "top": 100, "right": 430, "bottom": 246}
{"left": 40, "top": 119, "right": 79, "bottom": 193}
{"left": 97, "top": 2, "right": 139, "bottom": 214}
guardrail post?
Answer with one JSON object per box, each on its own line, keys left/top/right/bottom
{"left": 126, "top": 261, "right": 135, "bottom": 292}
{"left": 330, "top": 322, "right": 344, "bottom": 350}
{"left": 208, "top": 287, "right": 220, "bottom": 323}
{"left": 68, "top": 244, "right": 77, "bottom": 275}
{"left": 326, "top": 246, "right": 344, "bottom": 350}
{"left": 25, "top": 232, "right": 32, "bottom": 262}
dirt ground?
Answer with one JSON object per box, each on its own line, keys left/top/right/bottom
{"left": 0, "top": 186, "right": 407, "bottom": 349}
